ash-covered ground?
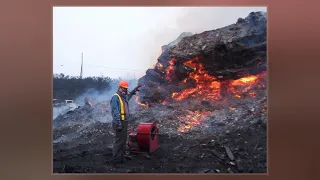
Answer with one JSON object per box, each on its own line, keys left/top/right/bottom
{"left": 53, "top": 11, "right": 267, "bottom": 173}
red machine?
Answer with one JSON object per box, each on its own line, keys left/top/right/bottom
{"left": 128, "top": 122, "right": 160, "bottom": 154}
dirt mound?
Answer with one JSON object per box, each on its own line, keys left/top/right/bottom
{"left": 137, "top": 11, "right": 267, "bottom": 105}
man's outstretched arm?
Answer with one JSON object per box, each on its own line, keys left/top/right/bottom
{"left": 128, "top": 85, "right": 141, "bottom": 101}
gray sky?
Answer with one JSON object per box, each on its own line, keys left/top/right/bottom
{"left": 53, "top": 7, "right": 267, "bottom": 79}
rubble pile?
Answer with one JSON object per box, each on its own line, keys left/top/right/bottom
{"left": 138, "top": 11, "right": 267, "bottom": 105}
{"left": 53, "top": 116, "right": 266, "bottom": 173}
{"left": 53, "top": 11, "right": 267, "bottom": 173}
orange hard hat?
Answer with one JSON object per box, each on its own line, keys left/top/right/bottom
{"left": 119, "top": 80, "right": 129, "bottom": 89}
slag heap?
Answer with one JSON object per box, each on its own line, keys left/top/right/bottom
{"left": 136, "top": 12, "right": 267, "bottom": 107}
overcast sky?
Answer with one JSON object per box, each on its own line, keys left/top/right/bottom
{"left": 53, "top": 7, "right": 267, "bottom": 79}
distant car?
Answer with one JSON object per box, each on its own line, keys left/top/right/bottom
{"left": 65, "top": 100, "right": 74, "bottom": 104}
{"left": 64, "top": 100, "right": 78, "bottom": 112}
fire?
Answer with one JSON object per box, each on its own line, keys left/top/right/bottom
{"left": 135, "top": 96, "right": 148, "bottom": 107}
{"left": 169, "top": 57, "right": 221, "bottom": 101}
{"left": 172, "top": 88, "right": 197, "bottom": 100}
{"left": 177, "top": 110, "right": 211, "bottom": 133}
{"left": 156, "top": 63, "right": 163, "bottom": 70}
{"left": 165, "top": 58, "right": 176, "bottom": 80}
{"left": 229, "top": 107, "right": 236, "bottom": 110}
{"left": 134, "top": 57, "right": 267, "bottom": 133}
{"left": 162, "top": 56, "right": 266, "bottom": 101}
{"left": 229, "top": 73, "right": 266, "bottom": 98}
{"left": 235, "top": 95, "right": 241, "bottom": 99}
{"left": 249, "top": 92, "right": 256, "bottom": 97}
{"left": 154, "top": 62, "right": 164, "bottom": 70}
{"left": 232, "top": 76, "right": 258, "bottom": 84}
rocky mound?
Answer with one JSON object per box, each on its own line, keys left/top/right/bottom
{"left": 137, "top": 11, "right": 267, "bottom": 105}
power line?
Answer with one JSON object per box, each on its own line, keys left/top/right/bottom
{"left": 53, "top": 64, "right": 146, "bottom": 72}
{"left": 85, "top": 64, "right": 146, "bottom": 72}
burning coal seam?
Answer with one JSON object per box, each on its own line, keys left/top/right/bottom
{"left": 141, "top": 56, "right": 267, "bottom": 132}
{"left": 133, "top": 12, "right": 268, "bottom": 134}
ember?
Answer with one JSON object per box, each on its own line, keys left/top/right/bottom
{"left": 229, "top": 107, "right": 236, "bottom": 110}
{"left": 135, "top": 96, "right": 148, "bottom": 107}
{"left": 163, "top": 56, "right": 266, "bottom": 102}
{"left": 178, "top": 110, "right": 212, "bottom": 133}
{"left": 161, "top": 100, "right": 168, "bottom": 105}
{"left": 139, "top": 55, "right": 266, "bottom": 133}
{"left": 165, "top": 58, "right": 177, "bottom": 80}
{"left": 156, "top": 62, "right": 164, "bottom": 70}
{"left": 229, "top": 72, "right": 266, "bottom": 99}
{"left": 166, "top": 57, "right": 222, "bottom": 101}
{"left": 153, "top": 62, "right": 164, "bottom": 70}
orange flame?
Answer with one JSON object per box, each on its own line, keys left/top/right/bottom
{"left": 178, "top": 110, "right": 211, "bottom": 133}
{"left": 165, "top": 58, "right": 177, "bottom": 80}
{"left": 229, "top": 72, "right": 266, "bottom": 98}
{"left": 135, "top": 96, "right": 148, "bottom": 107}
{"left": 172, "top": 88, "right": 197, "bottom": 100}
{"left": 163, "top": 56, "right": 266, "bottom": 102}
{"left": 229, "top": 107, "right": 236, "bottom": 110}
{"left": 157, "top": 63, "right": 163, "bottom": 70}
{"left": 169, "top": 57, "right": 221, "bottom": 101}
{"left": 147, "top": 57, "right": 267, "bottom": 133}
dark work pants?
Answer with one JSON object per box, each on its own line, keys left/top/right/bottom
{"left": 112, "top": 121, "right": 128, "bottom": 163}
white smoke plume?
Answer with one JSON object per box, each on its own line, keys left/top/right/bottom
{"left": 143, "top": 7, "right": 267, "bottom": 66}
{"left": 53, "top": 105, "right": 73, "bottom": 120}
{"left": 74, "top": 78, "right": 138, "bottom": 106}
{"left": 52, "top": 78, "right": 139, "bottom": 121}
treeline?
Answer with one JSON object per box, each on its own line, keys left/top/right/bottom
{"left": 53, "top": 73, "right": 114, "bottom": 101}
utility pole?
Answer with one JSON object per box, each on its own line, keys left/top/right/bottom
{"left": 80, "top": 53, "right": 83, "bottom": 78}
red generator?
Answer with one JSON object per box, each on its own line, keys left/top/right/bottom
{"left": 128, "top": 122, "right": 160, "bottom": 154}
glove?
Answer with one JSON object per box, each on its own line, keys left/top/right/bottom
{"left": 130, "top": 85, "right": 142, "bottom": 95}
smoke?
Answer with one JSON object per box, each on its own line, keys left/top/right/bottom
{"left": 53, "top": 105, "right": 71, "bottom": 120}
{"left": 53, "top": 103, "right": 78, "bottom": 120}
{"left": 53, "top": 78, "right": 139, "bottom": 123}
{"left": 175, "top": 7, "right": 266, "bottom": 33}
{"left": 74, "top": 78, "right": 138, "bottom": 106}
{"left": 143, "top": 7, "right": 267, "bottom": 66}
